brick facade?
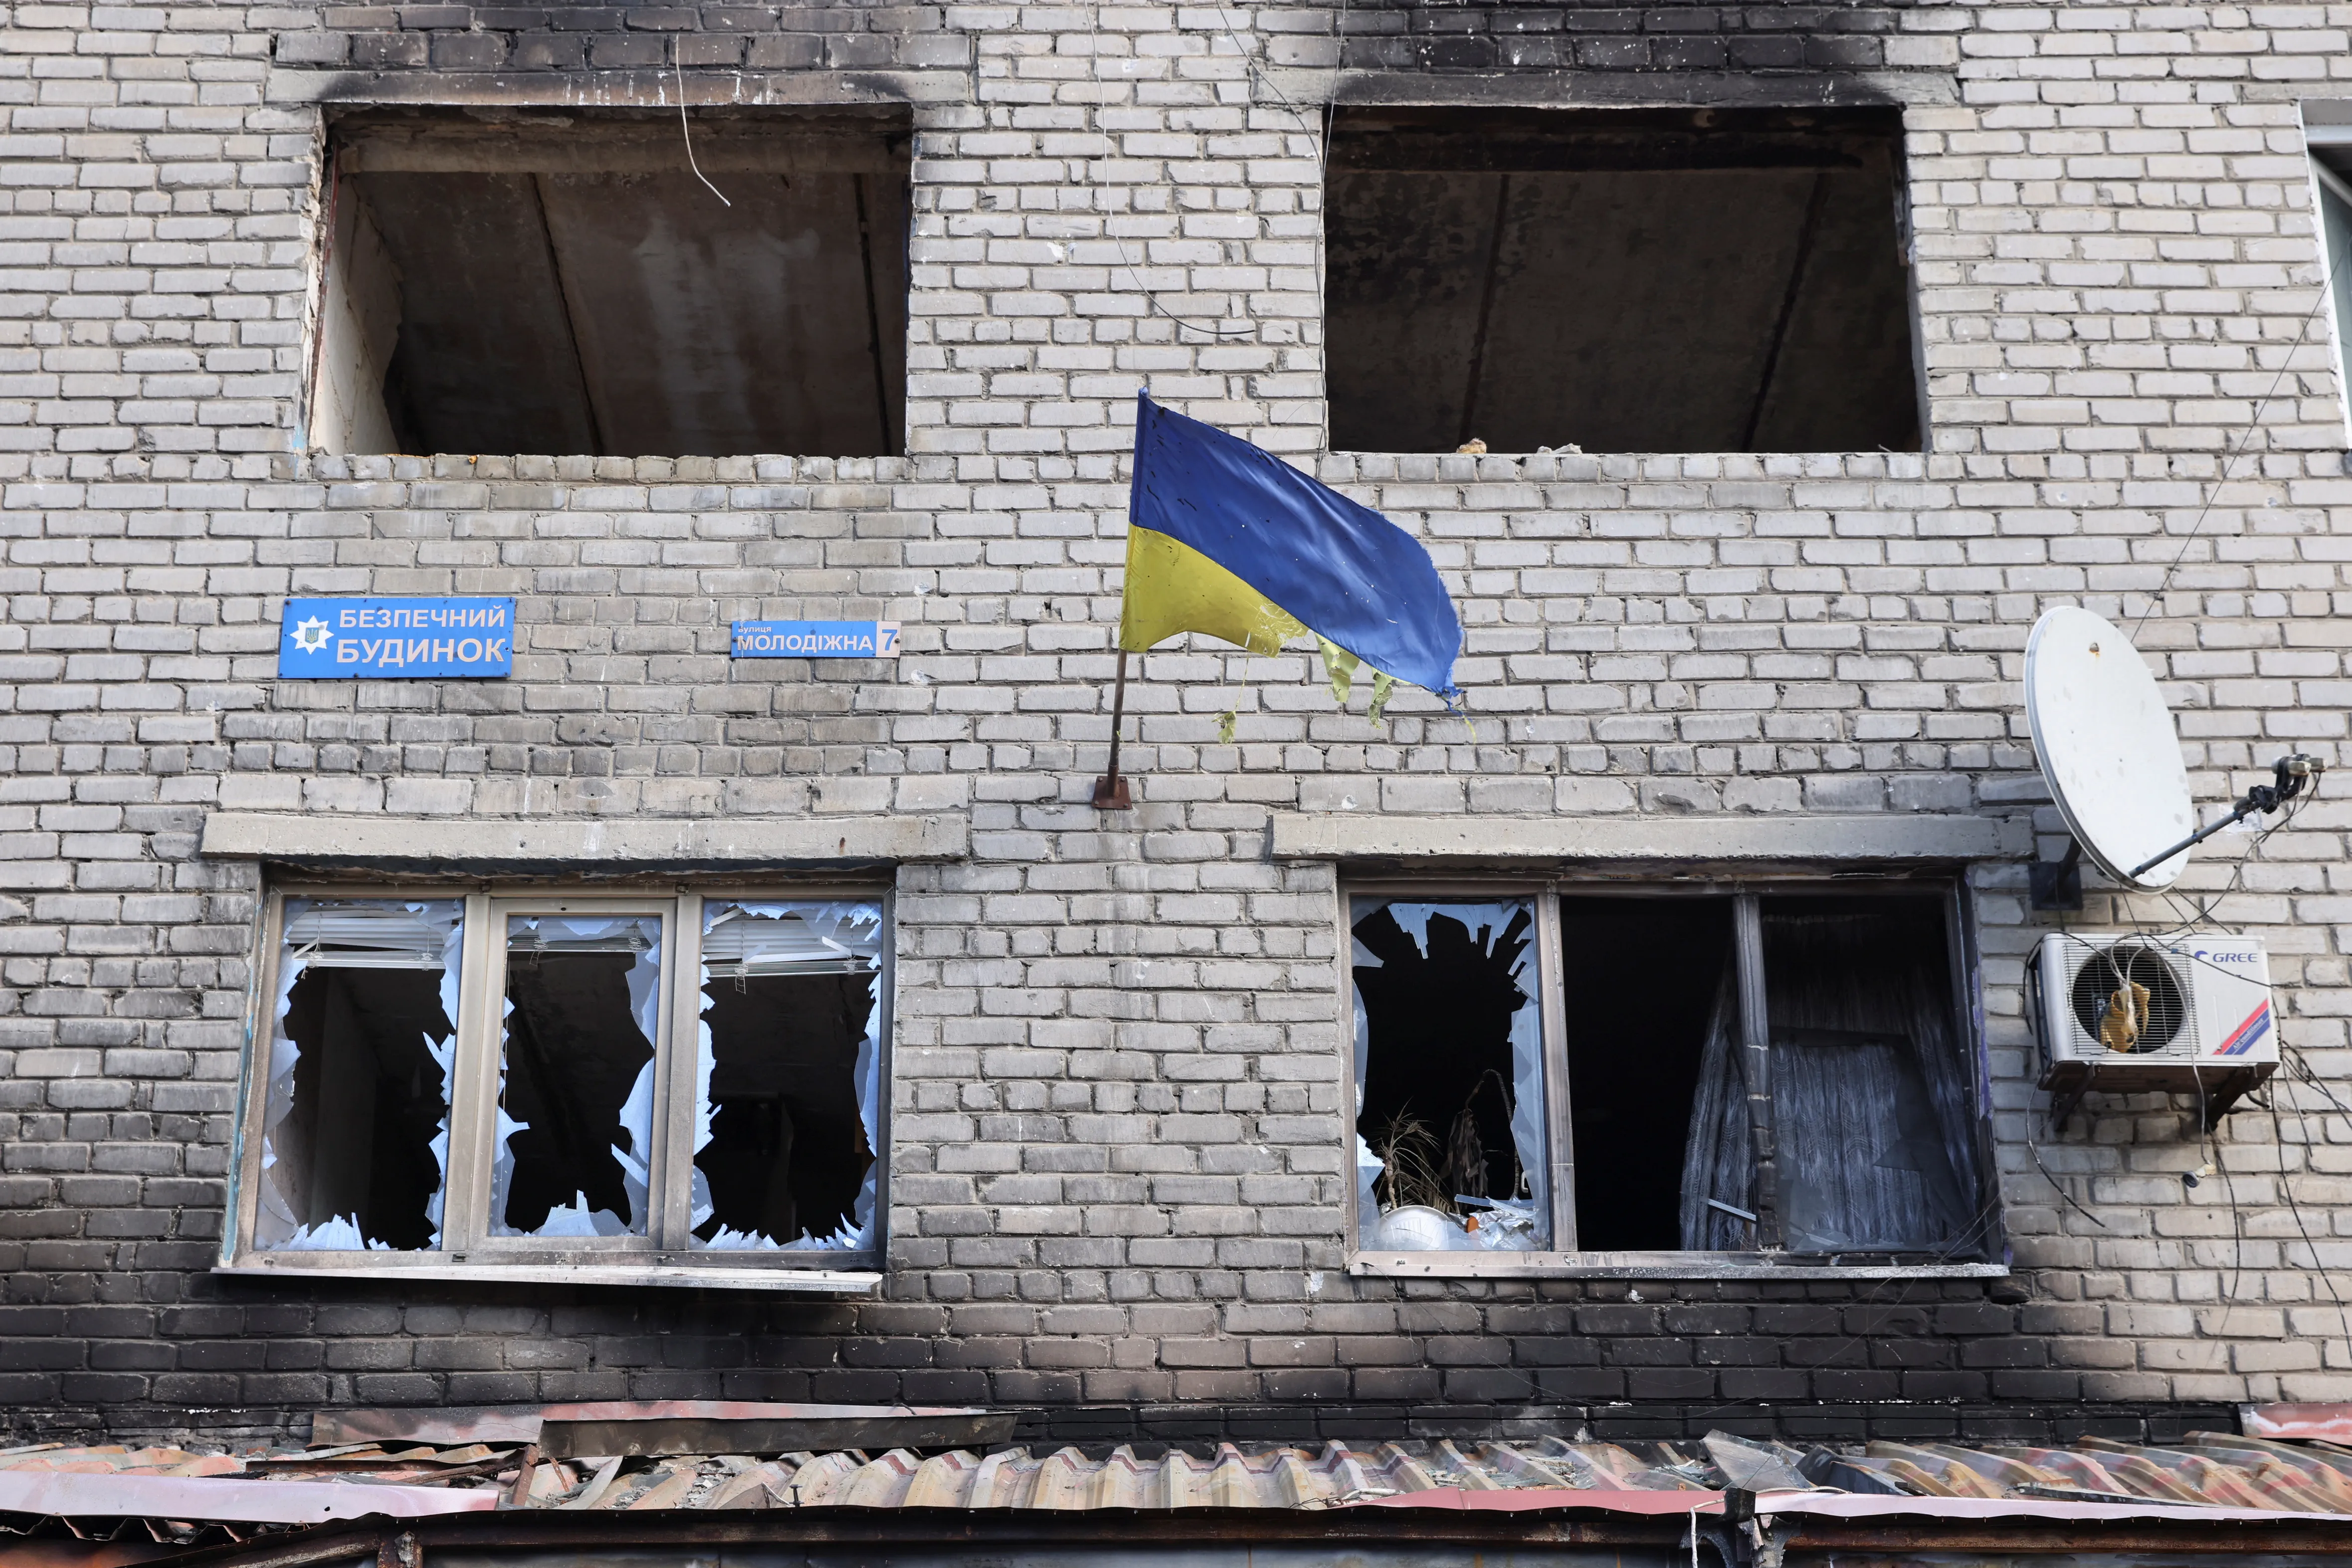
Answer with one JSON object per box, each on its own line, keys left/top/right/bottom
{"left": 2, "top": 0, "right": 2352, "bottom": 1447}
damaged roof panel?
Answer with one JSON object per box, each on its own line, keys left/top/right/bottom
{"left": 13, "top": 1409, "right": 2352, "bottom": 1543}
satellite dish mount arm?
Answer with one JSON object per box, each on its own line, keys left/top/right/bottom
{"left": 2124, "top": 754, "right": 2325, "bottom": 881}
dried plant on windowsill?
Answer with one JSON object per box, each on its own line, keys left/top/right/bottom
{"left": 1444, "top": 1067, "right": 1516, "bottom": 1202}
{"left": 1370, "top": 1109, "right": 1449, "bottom": 1214}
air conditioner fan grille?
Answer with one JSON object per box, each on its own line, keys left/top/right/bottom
{"left": 2067, "top": 942, "right": 2188, "bottom": 1053}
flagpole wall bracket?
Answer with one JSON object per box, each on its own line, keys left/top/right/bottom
{"left": 1091, "top": 773, "right": 1132, "bottom": 810}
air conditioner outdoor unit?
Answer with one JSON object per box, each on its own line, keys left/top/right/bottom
{"left": 2035, "top": 932, "right": 2277, "bottom": 1127}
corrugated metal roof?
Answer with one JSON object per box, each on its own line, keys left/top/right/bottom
{"left": 8, "top": 1417, "right": 2352, "bottom": 1530}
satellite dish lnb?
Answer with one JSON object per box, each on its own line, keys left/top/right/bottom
{"left": 2023, "top": 606, "right": 2195, "bottom": 909}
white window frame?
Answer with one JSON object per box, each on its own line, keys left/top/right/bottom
{"left": 1341, "top": 876, "right": 2006, "bottom": 1282}
{"left": 221, "top": 882, "right": 890, "bottom": 1294}
{"left": 2304, "top": 119, "right": 2352, "bottom": 449}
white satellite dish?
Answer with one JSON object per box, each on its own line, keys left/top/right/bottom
{"left": 2024, "top": 606, "right": 2195, "bottom": 894}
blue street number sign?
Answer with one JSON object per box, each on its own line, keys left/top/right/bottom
{"left": 731, "top": 620, "right": 901, "bottom": 659}
{"left": 278, "top": 597, "right": 516, "bottom": 679}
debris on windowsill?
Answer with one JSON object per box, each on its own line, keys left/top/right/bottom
{"left": 1455, "top": 438, "right": 1486, "bottom": 454}
{"left": 1367, "top": 1197, "right": 1543, "bottom": 1252}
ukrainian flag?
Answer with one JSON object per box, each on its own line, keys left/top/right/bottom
{"left": 1119, "top": 393, "right": 1463, "bottom": 701}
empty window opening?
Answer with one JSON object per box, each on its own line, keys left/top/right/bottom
{"left": 1325, "top": 107, "right": 1922, "bottom": 455}
{"left": 492, "top": 914, "right": 664, "bottom": 1239}
{"left": 310, "top": 109, "right": 912, "bottom": 459}
{"left": 257, "top": 900, "right": 460, "bottom": 1252}
{"left": 1558, "top": 896, "right": 1732, "bottom": 1253}
{"left": 693, "top": 901, "right": 883, "bottom": 1252}
{"left": 1353, "top": 898, "right": 1549, "bottom": 1253}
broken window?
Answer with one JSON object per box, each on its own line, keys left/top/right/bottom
{"left": 1324, "top": 107, "right": 1922, "bottom": 455}
{"left": 256, "top": 899, "right": 461, "bottom": 1251}
{"left": 492, "top": 914, "right": 663, "bottom": 1240}
{"left": 1353, "top": 898, "right": 1550, "bottom": 1252}
{"left": 308, "top": 109, "right": 912, "bottom": 459}
{"left": 232, "top": 888, "right": 890, "bottom": 1278}
{"left": 693, "top": 902, "right": 883, "bottom": 1251}
{"left": 1349, "top": 885, "right": 1995, "bottom": 1262}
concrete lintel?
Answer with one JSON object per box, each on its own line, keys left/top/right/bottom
{"left": 1268, "top": 812, "right": 2012, "bottom": 865}
{"left": 200, "top": 813, "right": 967, "bottom": 869}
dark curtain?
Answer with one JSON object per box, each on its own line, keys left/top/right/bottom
{"left": 1763, "top": 907, "right": 1977, "bottom": 1254}
{"left": 1677, "top": 956, "right": 1755, "bottom": 1250}
{"left": 1677, "top": 903, "right": 1982, "bottom": 1256}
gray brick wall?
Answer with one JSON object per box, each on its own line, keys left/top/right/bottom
{"left": 2, "top": 0, "right": 2351, "bottom": 1444}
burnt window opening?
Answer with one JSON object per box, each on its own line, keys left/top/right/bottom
{"left": 1353, "top": 898, "right": 1550, "bottom": 1253}
{"left": 492, "top": 915, "right": 664, "bottom": 1239}
{"left": 692, "top": 902, "right": 883, "bottom": 1251}
{"left": 256, "top": 900, "right": 460, "bottom": 1252}
{"left": 1348, "top": 886, "right": 1994, "bottom": 1261}
{"left": 1325, "top": 107, "right": 1923, "bottom": 456}
{"left": 237, "top": 890, "right": 889, "bottom": 1275}
{"left": 309, "top": 109, "right": 912, "bottom": 459}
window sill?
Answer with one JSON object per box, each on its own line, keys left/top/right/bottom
{"left": 1349, "top": 1251, "right": 2008, "bottom": 1281}
{"left": 216, "top": 1256, "right": 882, "bottom": 1294}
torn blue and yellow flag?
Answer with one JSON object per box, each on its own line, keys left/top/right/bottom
{"left": 1118, "top": 393, "right": 1463, "bottom": 703}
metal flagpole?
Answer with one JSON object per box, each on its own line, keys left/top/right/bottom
{"left": 1092, "top": 649, "right": 1132, "bottom": 809}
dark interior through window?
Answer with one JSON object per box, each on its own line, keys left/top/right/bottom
{"left": 273, "top": 966, "right": 451, "bottom": 1249}
{"left": 499, "top": 946, "right": 656, "bottom": 1235}
{"left": 314, "top": 108, "right": 911, "bottom": 459}
{"left": 1324, "top": 106, "right": 1922, "bottom": 455}
{"left": 697, "top": 972, "right": 874, "bottom": 1245}
{"left": 1559, "top": 896, "right": 1732, "bottom": 1252}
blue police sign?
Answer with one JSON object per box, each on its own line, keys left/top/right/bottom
{"left": 279, "top": 597, "right": 516, "bottom": 679}
{"left": 731, "top": 620, "right": 901, "bottom": 659}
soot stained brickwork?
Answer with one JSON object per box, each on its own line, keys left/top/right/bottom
{"left": 4, "top": 0, "right": 2352, "bottom": 1451}
{"left": 1331, "top": 0, "right": 1917, "bottom": 80}
{"left": 275, "top": 6, "right": 967, "bottom": 77}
